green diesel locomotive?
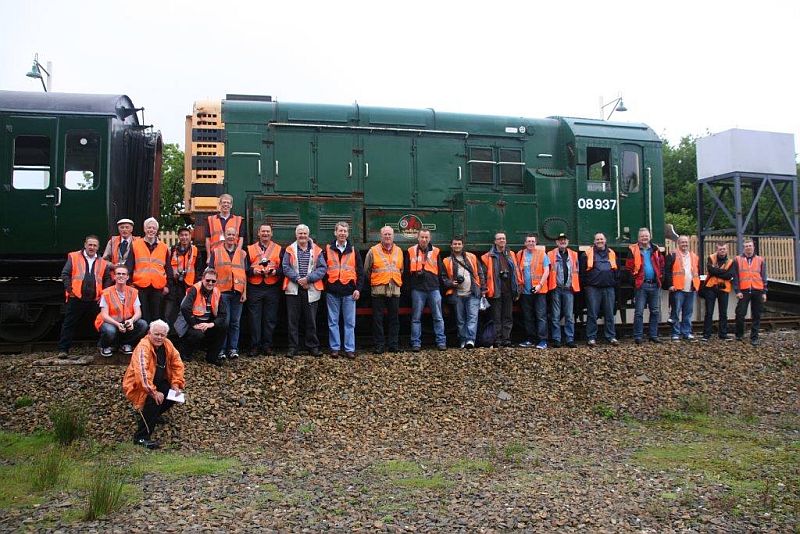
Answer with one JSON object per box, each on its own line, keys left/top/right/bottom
{"left": 185, "top": 95, "right": 664, "bottom": 252}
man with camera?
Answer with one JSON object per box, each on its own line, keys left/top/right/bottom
{"left": 443, "top": 236, "right": 485, "bottom": 349}
{"left": 702, "top": 242, "right": 734, "bottom": 341}
{"left": 515, "top": 234, "right": 550, "bottom": 349}
{"left": 246, "top": 224, "right": 283, "bottom": 356}
{"left": 96, "top": 265, "right": 148, "bottom": 357}
{"left": 177, "top": 268, "right": 228, "bottom": 365}
{"left": 164, "top": 227, "right": 201, "bottom": 329}
{"left": 407, "top": 229, "right": 447, "bottom": 351}
{"left": 481, "top": 232, "right": 520, "bottom": 347}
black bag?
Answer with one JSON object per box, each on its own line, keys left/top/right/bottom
{"left": 478, "top": 317, "right": 495, "bottom": 347}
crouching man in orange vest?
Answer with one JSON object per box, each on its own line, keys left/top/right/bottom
{"left": 123, "top": 319, "right": 185, "bottom": 449}
{"left": 95, "top": 265, "right": 148, "bottom": 357}
{"left": 733, "top": 238, "right": 768, "bottom": 346}
{"left": 176, "top": 269, "right": 228, "bottom": 365}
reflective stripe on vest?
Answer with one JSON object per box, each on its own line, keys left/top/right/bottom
{"left": 443, "top": 253, "right": 479, "bottom": 296}
{"left": 170, "top": 245, "right": 197, "bottom": 286}
{"left": 94, "top": 285, "right": 137, "bottom": 330}
{"left": 191, "top": 281, "right": 220, "bottom": 316}
{"left": 586, "top": 247, "right": 617, "bottom": 270}
{"left": 207, "top": 214, "right": 242, "bottom": 252}
{"left": 282, "top": 243, "right": 325, "bottom": 291}
{"left": 736, "top": 255, "right": 765, "bottom": 291}
{"left": 515, "top": 247, "right": 548, "bottom": 294}
{"left": 214, "top": 247, "right": 247, "bottom": 293}
{"left": 547, "top": 248, "right": 580, "bottom": 292}
{"left": 111, "top": 235, "right": 135, "bottom": 265}
{"left": 705, "top": 254, "right": 733, "bottom": 293}
{"left": 370, "top": 244, "right": 403, "bottom": 287}
{"left": 132, "top": 240, "right": 168, "bottom": 289}
{"left": 408, "top": 245, "right": 440, "bottom": 275}
{"left": 671, "top": 251, "right": 700, "bottom": 291}
{"left": 68, "top": 251, "right": 107, "bottom": 301}
{"left": 326, "top": 244, "right": 357, "bottom": 284}
{"left": 247, "top": 242, "right": 281, "bottom": 285}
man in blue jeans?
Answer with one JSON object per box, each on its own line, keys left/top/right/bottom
{"left": 442, "top": 236, "right": 485, "bottom": 349}
{"left": 579, "top": 233, "right": 619, "bottom": 346}
{"left": 323, "top": 222, "right": 362, "bottom": 359}
{"left": 96, "top": 265, "right": 148, "bottom": 357}
{"left": 664, "top": 235, "right": 700, "bottom": 341}
{"left": 547, "top": 233, "right": 579, "bottom": 348}
{"left": 625, "top": 228, "right": 664, "bottom": 344}
{"left": 407, "top": 229, "right": 446, "bottom": 351}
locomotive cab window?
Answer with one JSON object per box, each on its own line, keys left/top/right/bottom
{"left": 498, "top": 149, "right": 523, "bottom": 185}
{"left": 12, "top": 135, "right": 51, "bottom": 190}
{"left": 468, "top": 147, "right": 494, "bottom": 184}
{"left": 587, "top": 147, "right": 611, "bottom": 181}
{"left": 621, "top": 150, "right": 640, "bottom": 194}
{"left": 64, "top": 131, "right": 100, "bottom": 190}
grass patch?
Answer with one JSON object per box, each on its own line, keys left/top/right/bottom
{"left": 678, "top": 394, "right": 710, "bottom": 415}
{"left": 592, "top": 403, "right": 617, "bottom": 419}
{"left": 448, "top": 458, "right": 495, "bottom": 474}
{"left": 84, "top": 464, "right": 124, "bottom": 520}
{"left": 393, "top": 474, "right": 450, "bottom": 490}
{"left": 0, "top": 431, "right": 54, "bottom": 458}
{"left": 32, "top": 447, "right": 67, "bottom": 491}
{"left": 133, "top": 451, "right": 239, "bottom": 477}
{"left": 373, "top": 459, "right": 423, "bottom": 476}
{"left": 50, "top": 403, "right": 87, "bottom": 446}
{"left": 503, "top": 441, "right": 528, "bottom": 462}
{"left": 298, "top": 421, "right": 315, "bottom": 434}
{"left": 14, "top": 396, "right": 33, "bottom": 408}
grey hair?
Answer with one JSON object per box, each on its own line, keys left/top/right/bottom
{"left": 296, "top": 224, "right": 310, "bottom": 234}
{"left": 638, "top": 227, "right": 651, "bottom": 235}
{"left": 143, "top": 217, "right": 159, "bottom": 230}
{"left": 149, "top": 319, "right": 170, "bottom": 334}
{"left": 334, "top": 221, "right": 349, "bottom": 231}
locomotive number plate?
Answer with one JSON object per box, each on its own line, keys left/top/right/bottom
{"left": 577, "top": 198, "right": 617, "bottom": 210}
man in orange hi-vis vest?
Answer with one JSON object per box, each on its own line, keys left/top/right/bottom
{"left": 733, "top": 238, "right": 768, "bottom": 346}
{"left": 96, "top": 265, "right": 148, "bottom": 357}
{"left": 245, "top": 223, "right": 283, "bottom": 356}
{"left": 208, "top": 226, "right": 247, "bottom": 360}
{"left": 664, "top": 235, "right": 700, "bottom": 341}
{"left": 362, "top": 226, "right": 404, "bottom": 354}
{"left": 323, "top": 221, "right": 362, "bottom": 359}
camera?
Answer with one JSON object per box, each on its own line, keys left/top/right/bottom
{"left": 499, "top": 271, "right": 509, "bottom": 280}
{"left": 455, "top": 275, "right": 465, "bottom": 284}
{"left": 415, "top": 269, "right": 423, "bottom": 277}
{"left": 177, "top": 269, "right": 186, "bottom": 283}
{"left": 259, "top": 258, "right": 269, "bottom": 266}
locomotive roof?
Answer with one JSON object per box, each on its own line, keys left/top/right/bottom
{"left": 0, "top": 91, "right": 140, "bottom": 124}
{"left": 556, "top": 116, "right": 660, "bottom": 143}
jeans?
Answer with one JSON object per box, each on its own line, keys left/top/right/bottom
{"left": 327, "top": 292, "right": 356, "bottom": 352}
{"left": 57, "top": 298, "right": 98, "bottom": 351}
{"left": 550, "top": 287, "right": 575, "bottom": 343}
{"left": 449, "top": 294, "right": 479, "bottom": 345}
{"left": 703, "top": 288, "right": 730, "bottom": 339}
{"left": 98, "top": 319, "right": 148, "bottom": 349}
{"left": 520, "top": 293, "right": 548, "bottom": 342}
{"left": 670, "top": 290, "right": 695, "bottom": 337}
{"left": 286, "top": 289, "right": 319, "bottom": 351}
{"left": 247, "top": 283, "right": 281, "bottom": 350}
{"left": 633, "top": 281, "right": 661, "bottom": 340}
{"left": 735, "top": 290, "right": 764, "bottom": 341}
{"left": 221, "top": 291, "right": 243, "bottom": 352}
{"left": 372, "top": 295, "right": 400, "bottom": 350}
{"left": 585, "top": 285, "right": 616, "bottom": 341}
{"left": 410, "top": 289, "right": 446, "bottom": 347}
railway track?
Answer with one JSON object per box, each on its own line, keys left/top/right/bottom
{"left": 2, "top": 315, "right": 798, "bottom": 356}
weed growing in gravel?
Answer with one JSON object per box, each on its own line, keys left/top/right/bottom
{"left": 298, "top": 421, "right": 315, "bottom": 434}
{"left": 373, "top": 459, "right": 422, "bottom": 476}
{"left": 503, "top": 441, "right": 528, "bottom": 462}
{"left": 448, "top": 459, "right": 495, "bottom": 474}
{"left": 133, "top": 452, "right": 239, "bottom": 477}
{"left": 0, "top": 431, "right": 53, "bottom": 458}
{"left": 14, "top": 396, "right": 33, "bottom": 408}
{"left": 394, "top": 474, "right": 449, "bottom": 490}
{"left": 49, "top": 403, "right": 87, "bottom": 446}
{"left": 592, "top": 403, "right": 617, "bottom": 419}
{"left": 678, "top": 394, "right": 710, "bottom": 415}
{"left": 85, "top": 464, "right": 124, "bottom": 520}
{"left": 31, "top": 447, "right": 67, "bottom": 491}
{"left": 275, "top": 417, "right": 286, "bottom": 433}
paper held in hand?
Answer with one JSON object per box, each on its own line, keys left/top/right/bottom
{"left": 167, "top": 389, "right": 185, "bottom": 403}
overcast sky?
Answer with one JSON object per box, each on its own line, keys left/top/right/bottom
{"left": 2, "top": 0, "right": 798, "bottom": 161}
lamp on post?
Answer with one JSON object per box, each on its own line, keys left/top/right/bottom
{"left": 599, "top": 95, "right": 627, "bottom": 120}
{"left": 26, "top": 53, "right": 52, "bottom": 92}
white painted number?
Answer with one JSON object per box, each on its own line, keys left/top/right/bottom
{"left": 577, "top": 198, "right": 617, "bottom": 210}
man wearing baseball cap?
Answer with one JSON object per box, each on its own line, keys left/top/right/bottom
{"left": 547, "top": 233, "right": 580, "bottom": 348}
{"left": 103, "top": 218, "right": 138, "bottom": 277}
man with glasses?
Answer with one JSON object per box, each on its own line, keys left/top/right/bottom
{"left": 95, "top": 265, "right": 148, "bottom": 357}
{"left": 176, "top": 269, "right": 228, "bottom": 365}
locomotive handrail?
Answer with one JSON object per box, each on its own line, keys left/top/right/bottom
{"left": 647, "top": 167, "right": 653, "bottom": 232}
{"left": 268, "top": 122, "right": 469, "bottom": 137}
{"left": 614, "top": 165, "right": 621, "bottom": 240}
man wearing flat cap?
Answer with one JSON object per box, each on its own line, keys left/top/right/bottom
{"left": 103, "top": 218, "right": 138, "bottom": 278}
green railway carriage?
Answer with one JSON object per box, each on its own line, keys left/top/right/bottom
{"left": 186, "top": 95, "right": 664, "bottom": 253}
{"left": 0, "top": 91, "right": 161, "bottom": 342}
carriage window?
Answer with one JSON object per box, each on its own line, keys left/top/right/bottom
{"left": 64, "top": 131, "right": 100, "bottom": 190}
{"left": 621, "top": 150, "right": 640, "bottom": 194}
{"left": 587, "top": 147, "right": 610, "bottom": 181}
{"left": 498, "top": 149, "right": 523, "bottom": 185}
{"left": 12, "top": 135, "right": 50, "bottom": 190}
{"left": 468, "top": 147, "right": 494, "bottom": 184}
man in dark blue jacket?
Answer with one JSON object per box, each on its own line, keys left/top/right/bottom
{"left": 579, "top": 233, "right": 620, "bottom": 346}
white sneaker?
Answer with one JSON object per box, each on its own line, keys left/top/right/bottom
{"left": 465, "top": 341, "right": 475, "bottom": 349}
{"left": 121, "top": 344, "right": 133, "bottom": 355}
{"left": 99, "top": 347, "right": 113, "bottom": 358}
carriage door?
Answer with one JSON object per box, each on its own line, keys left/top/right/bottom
{"left": 617, "top": 143, "right": 644, "bottom": 242}
{"left": 1, "top": 116, "right": 57, "bottom": 253}
{"left": 55, "top": 117, "right": 106, "bottom": 251}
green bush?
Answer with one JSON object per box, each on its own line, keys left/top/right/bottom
{"left": 84, "top": 464, "right": 124, "bottom": 520}
{"left": 31, "top": 448, "right": 66, "bottom": 491}
{"left": 49, "top": 403, "right": 87, "bottom": 446}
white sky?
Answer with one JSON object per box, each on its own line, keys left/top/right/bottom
{"left": 2, "top": 0, "right": 798, "bottom": 159}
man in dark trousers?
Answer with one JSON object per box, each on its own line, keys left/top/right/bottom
{"left": 57, "top": 235, "right": 110, "bottom": 359}
{"left": 164, "top": 227, "right": 201, "bottom": 329}
{"left": 733, "top": 238, "right": 768, "bottom": 346}
{"left": 177, "top": 268, "right": 228, "bottom": 365}
{"left": 702, "top": 242, "right": 735, "bottom": 341}
{"left": 580, "top": 232, "right": 620, "bottom": 346}
{"left": 481, "top": 232, "right": 519, "bottom": 347}
{"left": 245, "top": 224, "right": 283, "bottom": 356}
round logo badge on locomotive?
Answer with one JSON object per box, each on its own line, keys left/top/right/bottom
{"left": 398, "top": 214, "right": 424, "bottom": 237}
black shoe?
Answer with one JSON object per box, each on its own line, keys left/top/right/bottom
{"left": 649, "top": 337, "right": 662, "bottom": 344}
{"left": 388, "top": 347, "right": 400, "bottom": 353}
{"left": 248, "top": 348, "right": 259, "bottom": 357}
{"left": 262, "top": 347, "right": 274, "bottom": 356}
{"left": 373, "top": 347, "right": 385, "bottom": 355}
{"left": 411, "top": 346, "right": 421, "bottom": 352}
{"left": 310, "top": 347, "right": 322, "bottom": 357}
{"left": 437, "top": 345, "right": 447, "bottom": 351}
{"left": 344, "top": 352, "right": 356, "bottom": 359}
{"left": 330, "top": 351, "right": 340, "bottom": 358}
{"left": 552, "top": 341, "right": 562, "bottom": 348}
{"left": 634, "top": 338, "right": 643, "bottom": 345}
{"left": 286, "top": 349, "right": 297, "bottom": 358}
{"left": 207, "top": 357, "right": 223, "bottom": 366}
{"left": 182, "top": 353, "right": 194, "bottom": 362}
{"left": 134, "top": 438, "right": 160, "bottom": 450}
{"left": 566, "top": 341, "right": 577, "bottom": 349}
{"left": 501, "top": 340, "right": 512, "bottom": 347}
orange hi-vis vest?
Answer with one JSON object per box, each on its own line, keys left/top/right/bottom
{"left": 191, "top": 281, "right": 220, "bottom": 317}
{"left": 443, "top": 252, "right": 479, "bottom": 296}
{"left": 585, "top": 247, "right": 617, "bottom": 270}
{"left": 481, "top": 250, "right": 515, "bottom": 298}
{"left": 735, "top": 255, "right": 765, "bottom": 291}
{"left": 515, "top": 246, "right": 549, "bottom": 294}
{"left": 547, "top": 248, "right": 580, "bottom": 292}
{"left": 282, "top": 242, "right": 325, "bottom": 291}
{"left": 94, "top": 285, "right": 138, "bottom": 330}
{"left": 671, "top": 251, "right": 700, "bottom": 291}
{"left": 66, "top": 251, "right": 108, "bottom": 301}
{"left": 370, "top": 243, "right": 403, "bottom": 287}
{"left": 247, "top": 241, "right": 282, "bottom": 285}
{"left": 705, "top": 253, "right": 733, "bottom": 293}
{"left": 207, "top": 213, "right": 242, "bottom": 251}
{"left": 170, "top": 244, "right": 198, "bottom": 287}
{"left": 408, "top": 245, "right": 440, "bottom": 275}
{"left": 132, "top": 239, "right": 168, "bottom": 289}
{"left": 110, "top": 235, "right": 136, "bottom": 264}
{"left": 326, "top": 244, "right": 357, "bottom": 284}
{"left": 214, "top": 246, "right": 247, "bottom": 293}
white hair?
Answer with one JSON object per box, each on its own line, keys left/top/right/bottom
{"left": 149, "top": 319, "right": 169, "bottom": 334}
{"left": 296, "top": 224, "right": 310, "bottom": 234}
{"left": 143, "top": 217, "right": 160, "bottom": 230}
